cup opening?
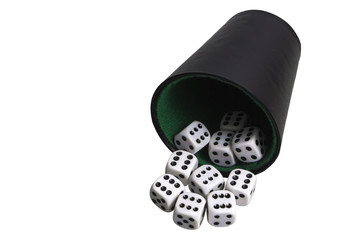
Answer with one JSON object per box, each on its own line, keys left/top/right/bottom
{"left": 152, "top": 73, "right": 280, "bottom": 175}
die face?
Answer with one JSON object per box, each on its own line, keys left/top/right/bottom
{"left": 225, "top": 169, "right": 257, "bottom": 206}
{"left": 231, "top": 126, "right": 266, "bottom": 163}
{"left": 207, "top": 190, "right": 236, "bottom": 227}
{"left": 208, "top": 130, "right": 236, "bottom": 167}
{"left": 150, "top": 174, "right": 185, "bottom": 212}
{"left": 220, "top": 111, "right": 248, "bottom": 132}
{"left": 188, "top": 165, "right": 224, "bottom": 197}
{"left": 173, "top": 193, "right": 206, "bottom": 229}
{"left": 174, "top": 121, "right": 210, "bottom": 154}
{"left": 165, "top": 150, "right": 198, "bottom": 186}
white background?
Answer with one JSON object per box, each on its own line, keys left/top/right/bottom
{"left": 1, "top": 1, "right": 359, "bottom": 239}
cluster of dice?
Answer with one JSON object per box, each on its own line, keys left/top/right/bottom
{"left": 150, "top": 162, "right": 256, "bottom": 229}
{"left": 174, "top": 111, "right": 266, "bottom": 166}
{"left": 150, "top": 111, "right": 264, "bottom": 230}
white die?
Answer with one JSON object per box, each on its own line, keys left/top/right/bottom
{"left": 208, "top": 130, "right": 236, "bottom": 167}
{"left": 150, "top": 174, "right": 185, "bottom": 212}
{"left": 173, "top": 192, "right": 206, "bottom": 230}
{"left": 174, "top": 121, "right": 210, "bottom": 154}
{"left": 165, "top": 150, "right": 198, "bottom": 186}
{"left": 220, "top": 111, "right": 248, "bottom": 131}
{"left": 231, "top": 126, "right": 266, "bottom": 162}
{"left": 207, "top": 190, "right": 237, "bottom": 227}
{"left": 225, "top": 169, "right": 257, "bottom": 206}
{"left": 188, "top": 165, "right": 224, "bottom": 197}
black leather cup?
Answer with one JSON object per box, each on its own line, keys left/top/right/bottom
{"left": 151, "top": 10, "right": 301, "bottom": 175}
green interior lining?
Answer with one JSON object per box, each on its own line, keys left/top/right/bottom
{"left": 156, "top": 74, "right": 277, "bottom": 174}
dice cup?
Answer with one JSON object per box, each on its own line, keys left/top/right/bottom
{"left": 150, "top": 10, "right": 301, "bottom": 176}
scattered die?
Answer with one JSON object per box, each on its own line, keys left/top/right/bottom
{"left": 231, "top": 126, "right": 266, "bottom": 162}
{"left": 188, "top": 165, "right": 224, "bottom": 197}
{"left": 173, "top": 192, "right": 206, "bottom": 230}
{"left": 165, "top": 150, "right": 198, "bottom": 186}
{"left": 150, "top": 174, "right": 185, "bottom": 212}
{"left": 225, "top": 169, "right": 257, "bottom": 206}
{"left": 220, "top": 111, "right": 248, "bottom": 132}
{"left": 208, "top": 130, "right": 236, "bottom": 167}
{"left": 174, "top": 121, "right": 210, "bottom": 154}
{"left": 207, "top": 190, "right": 236, "bottom": 227}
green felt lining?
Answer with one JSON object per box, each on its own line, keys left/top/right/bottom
{"left": 156, "top": 74, "right": 278, "bottom": 174}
